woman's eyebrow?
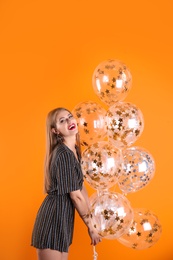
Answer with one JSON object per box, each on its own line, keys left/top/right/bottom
{"left": 59, "top": 114, "right": 71, "bottom": 120}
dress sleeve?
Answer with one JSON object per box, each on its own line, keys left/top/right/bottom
{"left": 55, "top": 151, "right": 81, "bottom": 194}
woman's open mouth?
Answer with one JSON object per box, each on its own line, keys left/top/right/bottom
{"left": 68, "top": 123, "right": 76, "bottom": 130}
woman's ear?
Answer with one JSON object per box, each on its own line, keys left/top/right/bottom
{"left": 51, "top": 128, "right": 59, "bottom": 134}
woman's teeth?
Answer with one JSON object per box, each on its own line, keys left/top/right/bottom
{"left": 69, "top": 124, "right": 75, "bottom": 130}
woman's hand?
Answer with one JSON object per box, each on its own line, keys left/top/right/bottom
{"left": 88, "top": 227, "right": 102, "bottom": 246}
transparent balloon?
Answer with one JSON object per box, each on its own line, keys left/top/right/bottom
{"left": 72, "top": 101, "right": 107, "bottom": 147}
{"left": 90, "top": 191, "right": 134, "bottom": 239}
{"left": 82, "top": 141, "right": 122, "bottom": 190}
{"left": 117, "top": 208, "right": 162, "bottom": 250}
{"left": 106, "top": 102, "right": 144, "bottom": 149}
{"left": 92, "top": 59, "right": 132, "bottom": 106}
{"left": 118, "top": 147, "right": 155, "bottom": 194}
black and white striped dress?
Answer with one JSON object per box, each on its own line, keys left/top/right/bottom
{"left": 31, "top": 143, "right": 83, "bottom": 252}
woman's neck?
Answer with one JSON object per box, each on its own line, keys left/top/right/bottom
{"left": 63, "top": 136, "right": 76, "bottom": 152}
{"left": 63, "top": 137, "right": 79, "bottom": 162}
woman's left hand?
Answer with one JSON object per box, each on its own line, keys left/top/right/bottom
{"left": 88, "top": 227, "right": 102, "bottom": 246}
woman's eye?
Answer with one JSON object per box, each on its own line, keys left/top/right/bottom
{"left": 60, "top": 119, "right": 65, "bottom": 123}
{"left": 69, "top": 114, "right": 73, "bottom": 119}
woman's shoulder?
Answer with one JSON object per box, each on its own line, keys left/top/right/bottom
{"left": 55, "top": 143, "right": 72, "bottom": 157}
{"left": 53, "top": 144, "right": 76, "bottom": 166}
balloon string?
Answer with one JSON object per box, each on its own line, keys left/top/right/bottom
{"left": 119, "top": 148, "right": 123, "bottom": 163}
{"left": 93, "top": 246, "right": 98, "bottom": 260}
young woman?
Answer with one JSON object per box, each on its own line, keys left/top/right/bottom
{"left": 31, "top": 107, "right": 101, "bottom": 260}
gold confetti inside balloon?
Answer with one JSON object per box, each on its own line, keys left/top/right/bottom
{"left": 117, "top": 208, "right": 162, "bottom": 250}
{"left": 92, "top": 59, "right": 132, "bottom": 106}
{"left": 82, "top": 141, "right": 122, "bottom": 190}
{"left": 118, "top": 146, "right": 155, "bottom": 194}
{"left": 90, "top": 191, "right": 134, "bottom": 239}
{"left": 106, "top": 102, "right": 144, "bottom": 149}
{"left": 72, "top": 101, "right": 107, "bottom": 147}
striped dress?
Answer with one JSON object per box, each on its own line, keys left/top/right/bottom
{"left": 31, "top": 143, "right": 83, "bottom": 252}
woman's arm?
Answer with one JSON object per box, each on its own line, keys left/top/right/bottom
{"left": 70, "top": 189, "right": 101, "bottom": 245}
{"left": 80, "top": 184, "right": 90, "bottom": 209}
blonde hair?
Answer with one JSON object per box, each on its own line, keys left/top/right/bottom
{"left": 44, "top": 107, "right": 81, "bottom": 193}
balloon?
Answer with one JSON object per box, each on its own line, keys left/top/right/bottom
{"left": 90, "top": 191, "right": 134, "bottom": 239}
{"left": 82, "top": 141, "right": 122, "bottom": 190}
{"left": 118, "top": 146, "right": 155, "bottom": 194}
{"left": 92, "top": 59, "right": 132, "bottom": 106}
{"left": 106, "top": 102, "right": 144, "bottom": 149}
{"left": 72, "top": 101, "right": 107, "bottom": 147}
{"left": 117, "top": 208, "right": 162, "bottom": 249}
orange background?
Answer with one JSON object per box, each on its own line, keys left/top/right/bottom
{"left": 0, "top": 0, "right": 173, "bottom": 259}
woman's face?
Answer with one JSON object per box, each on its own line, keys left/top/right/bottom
{"left": 55, "top": 110, "right": 78, "bottom": 137}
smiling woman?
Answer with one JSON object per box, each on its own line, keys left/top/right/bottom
{"left": 0, "top": 0, "right": 173, "bottom": 259}
{"left": 31, "top": 107, "right": 101, "bottom": 260}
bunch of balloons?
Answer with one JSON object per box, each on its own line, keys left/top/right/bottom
{"left": 72, "top": 59, "right": 162, "bottom": 250}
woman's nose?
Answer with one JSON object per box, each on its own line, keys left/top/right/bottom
{"left": 66, "top": 117, "right": 71, "bottom": 123}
